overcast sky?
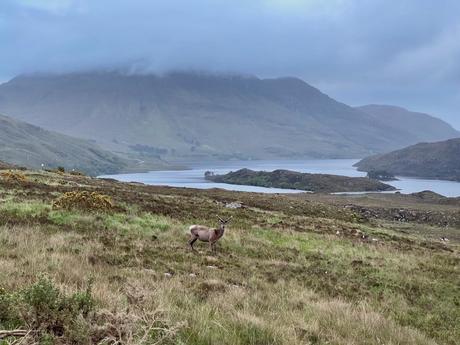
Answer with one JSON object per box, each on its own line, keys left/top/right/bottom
{"left": 1, "top": 0, "right": 459, "bottom": 128}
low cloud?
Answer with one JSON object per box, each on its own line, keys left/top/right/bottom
{"left": 1, "top": 0, "right": 459, "bottom": 127}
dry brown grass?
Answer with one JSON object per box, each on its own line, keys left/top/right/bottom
{"left": 0, "top": 170, "right": 458, "bottom": 344}
{"left": 0, "top": 222, "right": 450, "bottom": 345}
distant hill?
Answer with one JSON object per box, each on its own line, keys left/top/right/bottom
{"left": 355, "top": 105, "right": 459, "bottom": 144}
{"left": 0, "top": 72, "right": 458, "bottom": 160}
{"left": 0, "top": 160, "right": 15, "bottom": 170}
{"left": 205, "top": 168, "right": 395, "bottom": 193}
{"left": 355, "top": 138, "right": 460, "bottom": 181}
{"left": 0, "top": 113, "right": 129, "bottom": 175}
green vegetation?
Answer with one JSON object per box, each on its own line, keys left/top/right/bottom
{"left": 206, "top": 168, "right": 395, "bottom": 193}
{"left": 367, "top": 170, "right": 397, "bottom": 181}
{"left": 0, "top": 168, "right": 458, "bottom": 344}
{"left": 1, "top": 277, "right": 94, "bottom": 343}
{"left": 0, "top": 113, "right": 129, "bottom": 176}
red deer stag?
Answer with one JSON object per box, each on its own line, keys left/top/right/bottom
{"left": 188, "top": 216, "right": 231, "bottom": 252}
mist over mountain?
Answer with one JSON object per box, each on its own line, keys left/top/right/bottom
{"left": 0, "top": 72, "right": 458, "bottom": 161}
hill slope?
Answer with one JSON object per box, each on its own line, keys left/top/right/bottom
{"left": 0, "top": 168, "right": 458, "bottom": 344}
{"left": 356, "top": 104, "right": 459, "bottom": 143}
{"left": 0, "top": 113, "right": 128, "bottom": 175}
{"left": 0, "top": 72, "right": 458, "bottom": 160}
{"left": 355, "top": 138, "right": 460, "bottom": 181}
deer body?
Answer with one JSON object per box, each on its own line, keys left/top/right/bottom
{"left": 188, "top": 217, "right": 230, "bottom": 252}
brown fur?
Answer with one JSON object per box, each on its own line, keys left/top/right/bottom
{"left": 188, "top": 217, "right": 230, "bottom": 252}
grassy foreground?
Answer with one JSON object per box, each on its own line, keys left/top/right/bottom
{"left": 0, "top": 169, "right": 458, "bottom": 345}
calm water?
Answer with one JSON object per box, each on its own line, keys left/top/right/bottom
{"left": 100, "top": 159, "right": 460, "bottom": 197}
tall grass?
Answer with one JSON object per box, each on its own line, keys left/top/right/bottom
{"left": 0, "top": 182, "right": 458, "bottom": 344}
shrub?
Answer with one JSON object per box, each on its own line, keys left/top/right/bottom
{"left": 45, "top": 167, "right": 67, "bottom": 175}
{"left": 22, "top": 277, "right": 63, "bottom": 331}
{"left": 53, "top": 191, "right": 114, "bottom": 212}
{"left": 0, "top": 171, "right": 27, "bottom": 183}
{"left": 28, "top": 278, "right": 93, "bottom": 339}
{"left": 69, "top": 170, "right": 86, "bottom": 176}
{"left": 1, "top": 277, "right": 95, "bottom": 343}
{"left": 0, "top": 287, "right": 22, "bottom": 329}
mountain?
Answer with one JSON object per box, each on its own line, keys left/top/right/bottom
{"left": 0, "top": 113, "right": 129, "bottom": 175}
{"left": 0, "top": 72, "right": 458, "bottom": 160}
{"left": 355, "top": 138, "right": 460, "bottom": 181}
{"left": 355, "top": 105, "right": 459, "bottom": 144}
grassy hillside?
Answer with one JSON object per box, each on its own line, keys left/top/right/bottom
{"left": 0, "top": 113, "right": 130, "bottom": 176}
{"left": 0, "top": 168, "right": 458, "bottom": 344}
{"left": 355, "top": 138, "right": 460, "bottom": 181}
{"left": 1, "top": 72, "right": 458, "bottom": 160}
{"left": 356, "top": 105, "right": 459, "bottom": 143}
{"left": 205, "top": 168, "right": 396, "bottom": 193}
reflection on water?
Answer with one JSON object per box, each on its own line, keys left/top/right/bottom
{"left": 100, "top": 159, "right": 460, "bottom": 197}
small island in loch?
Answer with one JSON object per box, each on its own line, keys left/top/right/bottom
{"left": 205, "top": 168, "right": 396, "bottom": 193}
{"left": 366, "top": 170, "right": 398, "bottom": 181}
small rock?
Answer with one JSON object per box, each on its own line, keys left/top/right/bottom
{"left": 226, "top": 202, "right": 243, "bottom": 209}
{"left": 207, "top": 265, "right": 218, "bottom": 269}
{"left": 189, "top": 273, "right": 197, "bottom": 277}
{"left": 206, "top": 256, "right": 218, "bottom": 262}
{"left": 164, "top": 272, "right": 173, "bottom": 277}
{"left": 336, "top": 230, "right": 340, "bottom": 235}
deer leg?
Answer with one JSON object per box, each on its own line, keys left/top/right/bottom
{"left": 189, "top": 236, "right": 198, "bottom": 251}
